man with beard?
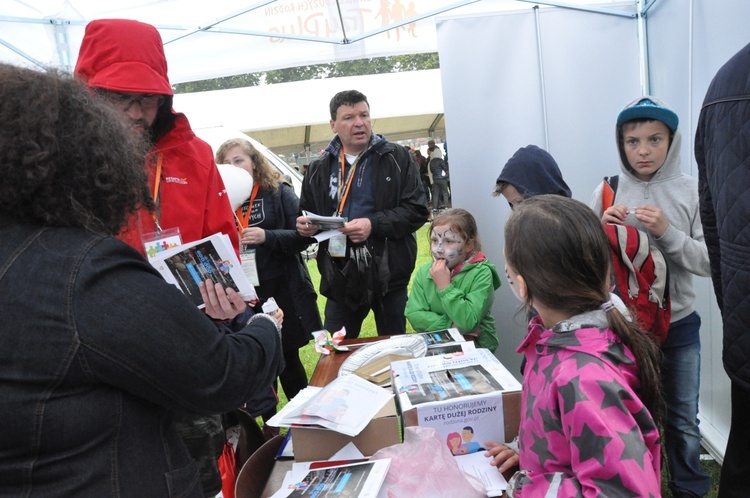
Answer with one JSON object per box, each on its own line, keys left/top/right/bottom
{"left": 74, "top": 19, "right": 242, "bottom": 497}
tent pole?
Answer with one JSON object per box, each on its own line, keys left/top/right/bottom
{"left": 636, "top": 0, "right": 651, "bottom": 95}
{"left": 513, "top": 0, "right": 634, "bottom": 18}
{"left": 0, "top": 38, "right": 46, "bottom": 69}
{"left": 533, "top": 6, "right": 550, "bottom": 150}
{"left": 53, "top": 20, "right": 72, "bottom": 72}
{"left": 333, "top": 0, "right": 349, "bottom": 43}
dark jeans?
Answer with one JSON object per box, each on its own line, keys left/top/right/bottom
{"left": 718, "top": 379, "right": 750, "bottom": 497}
{"left": 432, "top": 179, "right": 450, "bottom": 210}
{"left": 662, "top": 312, "right": 711, "bottom": 497}
{"left": 324, "top": 287, "right": 407, "bottom": 338}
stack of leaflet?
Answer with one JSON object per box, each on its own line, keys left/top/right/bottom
{"left": 267, "top": 374, "right": 393, "bottom": 437}
{"left": 413, "top": 328, "right": 477, "bottom": 356}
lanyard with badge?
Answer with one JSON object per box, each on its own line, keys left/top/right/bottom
{"left": 329, "top": 151, "right": 358, "bottom": 257}
{"left": 141, "top": 153, "right": 182, "bottom": 259}
{"left": 236, "top": 183, "right": 261, "bottom": 285}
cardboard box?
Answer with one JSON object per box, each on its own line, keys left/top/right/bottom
{"left": 390, "top": 349, "right": 522, "bottom": 449}
{"left": 291, "top": 398, "right": 401, "bottom": 462}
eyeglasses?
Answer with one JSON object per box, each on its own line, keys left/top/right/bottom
{"left": 100, "top": 91, "right": 165, "bottom": 111}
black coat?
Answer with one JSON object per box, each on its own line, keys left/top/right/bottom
{"left": 243, "top": 182, "right": 322, "bottom": 342}
{"left": 696, "top": 41, "right": 750, "bottom": 389}
{"left": 300, "top": 136, "right": 429, "bottom": 309}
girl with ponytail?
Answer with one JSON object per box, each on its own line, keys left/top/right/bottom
{"left": 489, "top": 195, "right": 663, "bottom": 497}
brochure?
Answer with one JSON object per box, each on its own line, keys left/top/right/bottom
{"left": 391, "top": 349, "right": 522, "bottom": 447}
{"left": 149, "top": 232, "right": 257, "bottom": 308}
{"left": 454, "top": 452, "right": 508, "bottom": 497}
{"left": 271, "top": 458, "right": 391, "bottom": 498}
{"left": 425, "top": 341, "right": 476, "bottom": 357}
{"left": 414, "top": 328, "right": 465, "bottom": 347}
{"left": 267, "top": 374, "right": 394, "bottom": 437}
{"left": 412, "top": 328, "right": 478, "bottom": 357}
{"left": 302, "top": 210, "right": 347, "bottom": 242}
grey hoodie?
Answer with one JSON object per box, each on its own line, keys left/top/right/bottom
{"left": 591, "top": 96, "right": 710, "bottom": 322}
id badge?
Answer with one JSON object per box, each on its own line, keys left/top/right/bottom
{"left": 240, "top": 247, "right": 261, "bottom": 286}
{"left": 328, "top": 232, "right": 347, "bottom": 258}
{"left": 142, "top": 227, "right": 182, "bottom": 259}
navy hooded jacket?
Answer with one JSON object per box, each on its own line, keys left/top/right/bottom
{"left": 496, "top": 145, "right": 571, "bottom": 199}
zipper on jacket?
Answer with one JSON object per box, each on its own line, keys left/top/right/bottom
{"left": 644, "top": 181, "right": 650, "bottom": 200}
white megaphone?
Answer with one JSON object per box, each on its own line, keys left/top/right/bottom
{"left": 216, "top": 163, "right": 253, "bottom": 211}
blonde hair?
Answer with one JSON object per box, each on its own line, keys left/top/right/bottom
{"left": 215, "top": 138, "right": 281, "bottom": 192}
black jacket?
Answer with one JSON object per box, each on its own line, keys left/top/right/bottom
{"left": 695, "top": 41, "right": 750, "bottom": 389}
{"left": 300, "top": 135, "right": 429, "bottom": 309}
{"left": 0, "top": 219, "right": 283, "bottom": 497}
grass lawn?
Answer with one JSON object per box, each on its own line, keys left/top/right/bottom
{"left": 271, "top": 223, "right": 722, "bottom": 497}
{"left": 293, "top": 223, "right": 433, "bottom": 398}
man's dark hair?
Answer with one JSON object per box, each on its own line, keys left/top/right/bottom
{"left": 329, "top": 90, "right": 369, "bottom": 121}
{"left": 0, "top": 63, "right": 153, "bottom": 234}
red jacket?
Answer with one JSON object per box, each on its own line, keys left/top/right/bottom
{"left": 74, "top": 19, "right": 239, "bottom": 257}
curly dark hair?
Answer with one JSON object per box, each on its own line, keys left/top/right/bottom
{"left": 0, "top": 63, "right": 153, "bottom": 234}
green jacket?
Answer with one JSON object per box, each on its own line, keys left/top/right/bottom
{"left": 405, "top": 255, "right": 501, "bottom": 352}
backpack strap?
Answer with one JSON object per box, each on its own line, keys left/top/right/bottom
{"left": 647, "top": 245, "right": 669, "bottom": 307}
{"left": 601, "top": 175, "right": 619, "bottom": 211}
{"left": 609, "top": 224, "right": 641, "bottom": 298}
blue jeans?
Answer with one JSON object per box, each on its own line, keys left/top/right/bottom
{"left": 661, "top": 311, "right": 711, "bottom": 497}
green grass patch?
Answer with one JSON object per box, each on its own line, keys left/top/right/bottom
{"left": 289, "top": 223, "right": 432, "bottom": 407}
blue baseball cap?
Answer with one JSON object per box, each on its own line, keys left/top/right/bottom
{"left": 616, "top": 98, "right": 679, "bottom": 133}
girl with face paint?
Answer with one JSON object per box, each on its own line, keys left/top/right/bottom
{"left": 405, "top": 209, "right": 501, "bottom": 351}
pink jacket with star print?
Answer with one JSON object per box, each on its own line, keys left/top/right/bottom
{"left": 508, "top": 312, "right": 661, "bottom": 497}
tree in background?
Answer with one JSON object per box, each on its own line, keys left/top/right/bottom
{"left": 173, "top": 53, "right": 439, "bottom": 93}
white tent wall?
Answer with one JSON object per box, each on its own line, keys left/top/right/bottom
{"left": 435, "top": 4, "right": 639, "bottom": 381}
{"left": 436, "top": 0, "right": 750, "bottom": 462}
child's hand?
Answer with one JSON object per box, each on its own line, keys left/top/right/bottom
{"left": 484, "top": 442, "right": 519, "bottom": 473}
{"left": 633, "top": 205, "right": 669, "bottom": 238}
{"left": 430, "top": 258, "right": 451, "bottom": 290}
{"left": 602, "top": 204, "right": 629, "bottom": 224}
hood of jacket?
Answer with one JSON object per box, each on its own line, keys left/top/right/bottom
{"left": 451, "top": 251, "right": 502, "bottom": 290}
{"left": 74, "top": 19, "right": 173, "bottom": 96}
{"left": 616, "top": 96, "right": 683, "bottom": 184}
{"left": 495, "top": 145, "right": 571, "bottom": 198}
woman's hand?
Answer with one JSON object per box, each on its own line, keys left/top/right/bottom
{"left": 267, "top": 308, "right": 284, "bottom": 329}
{"left": 484, "top": 442, "right": 519, "bottom": 474}
{"left": 199, "top": 280, "right": 247, "bottom": 320}
{"left": 240, "top": 227, "right": 266, "bottom": 245}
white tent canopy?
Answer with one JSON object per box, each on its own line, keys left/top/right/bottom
{"left": 1, "top": 0, "right": 630, "bottom": 82}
